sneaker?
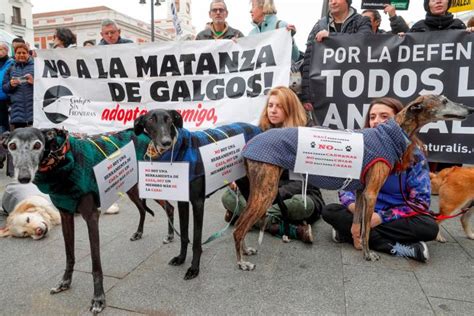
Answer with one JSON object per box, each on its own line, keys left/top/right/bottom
{"left": 332, "top": 228, "right": 342, "bottom": 243}
{"left": 296, "top": 223, "right": 313, "bottom": 244}
{"left": 390, "top": 241, "right": 429, "bottom": 263}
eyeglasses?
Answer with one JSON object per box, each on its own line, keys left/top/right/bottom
{"left": 210, "top": 8, "right": 226, "bottom": 13}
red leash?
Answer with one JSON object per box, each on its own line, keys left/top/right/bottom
{"left": 398, "top": 174, "right": 470, "bottom": 220}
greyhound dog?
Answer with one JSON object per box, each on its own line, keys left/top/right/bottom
{"left": 133, "top": 109, "right": 260, "bottom": 280}
{"left": 233, "top": 95, "right": 473, "bottom": 271}
{"left": 3, "top": 127, "right": 174, "bottom": 314}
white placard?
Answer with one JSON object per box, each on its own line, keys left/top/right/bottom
{"left": 199, "top": 134, "right": 246, "bottom": 195}
{"left": 138, "top": 162, "right": 189, "bottom": 201}
{"left": 93, "top": 141, "right": 138, "bottom": 210}
{"left": 294, "top": 127, "right": 364, "bottom": 179}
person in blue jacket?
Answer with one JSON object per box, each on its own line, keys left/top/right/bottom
{"left": 2, "top": 43, "right": 34, "bottom": 130}
{"left": 249, "top": 0, "right": 300, "bottom": 62}
{"left": 322, "top": 97, "right": 438, "bottom": 263}
{"left": 0, "top": 42, "right": 14, "bottom": 133}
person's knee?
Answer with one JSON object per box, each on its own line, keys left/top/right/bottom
{"left": 417, "top": 215, "right": 440, "bottom": 241}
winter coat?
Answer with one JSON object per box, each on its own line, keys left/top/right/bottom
{"left": 410, "top": 13, "right": 466, "bottom": 32}
{"left": 306, "top": 7, "right": 372, "bottom": 46}
{"left": 0, "top": 57, "right": 14, "bottom": 101}
{"left": 249, "top": 14, "right": 300, "bottom": 62}
{"left": 98, "top": 37, "right": 133, "bottom": 45}
{"left": 196, "top": 23, "right": 244, "bottom": 40}
{"left": 2, "top": 57, "right": 34, "bottom": 124}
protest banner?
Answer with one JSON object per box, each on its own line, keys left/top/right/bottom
{"left": 449, "top": 0, "right": 473, "bottom": 13}
{"left": 307, "top": 31, "right": 474, "bottom": 164}
{"left": 33, "top": 29, "right": 291, "bottom": 134}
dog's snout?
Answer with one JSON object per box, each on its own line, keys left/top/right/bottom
{"left": 161, "top": 140, "right": 172, "bottom": 147}
{"left": 18, "top": 176, "right": 31, "bottom": 184}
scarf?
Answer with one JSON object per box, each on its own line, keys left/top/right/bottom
{"left": 424, "top": 13, "right": 456, "bottom": 30}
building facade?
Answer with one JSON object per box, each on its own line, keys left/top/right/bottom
{"left": 0, "top": 0, "right": 34, "bottom": 44}
{"left": 33, "top": 6, "right": 174, "bottom": 49}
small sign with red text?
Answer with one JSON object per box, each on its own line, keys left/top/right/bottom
{"left": 93, "top": 141, "right": 138, "bottom": 210}
{"left": 294, "top": 127, "right": 364, "bottom": 179}
{"left": 138, "top": 162, "right": 189, "bottom": 201}
{"left": 199, "top": 134, "right": 246, "bottom": 195}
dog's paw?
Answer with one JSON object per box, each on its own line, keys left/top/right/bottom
{"left": 90, "top": 294, "right": 106, "bottom": 314}
{"left": 436, "top": 232, "right": 447, "bottom": 243}
{"left": 364, "top": 251, "right": 380, "bottom": 262}
{"left": 466, "top": 233, "right": 474, "bottom": 240}
{"left": 163, "top": 234, "right": 174, "bottom": 244}
{"left": 243, "top": 247, "right": 257, "bottom": 256}
{"left": 50, "top": 280, "right": 71, "bottom": 294}
{"left": 238, "top": 261, "right": 256, "bottom": 271}
{"left": 169, "top": 256, "right": 186, "bottom": 266}
{"left": 282, "top": 235, "right": 290, "bottom": 243}
{"left": 184, "top": 267, "right": 199, "bottom": 280}
{"left": 130, "top": 231, "right": 143, "bottom": 241}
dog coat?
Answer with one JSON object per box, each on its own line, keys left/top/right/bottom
{"left": 2, "top": 182, "right": 53, "bottom": 214}
{"left": 35, "top": 129, "right": 150, "bottom": 214}
{"left": 153, "top": 123, "right": 261, "bottom": 182}
{"left": 242, "top": 119, "right": 410, "bottom": 191}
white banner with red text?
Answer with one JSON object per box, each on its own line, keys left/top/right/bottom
{"left": 33, "top": 29, "right": 292, "bottom": 134}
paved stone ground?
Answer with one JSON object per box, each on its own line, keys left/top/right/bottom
{"left": 0, "top": 171, "right": 473, "bottom": 315}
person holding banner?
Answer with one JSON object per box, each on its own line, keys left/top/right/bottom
{"left": 307, "top": 0, "right": 372, "bottom": 44}
{"left": 322, "top": 97, "right": 438, "bottom": 263}
{"left": 98, "top": 19, "right": 133, "bottom": 45}
{"left": 221, "top": 86, "right": 325, "bottom": 243}
{"left": 362, "top": 6, "right": 408, "bottom": 34}
{"left": 410, "top": 0, "right": 467, "bottom": 32}
{"left": 249, "top": 0, "right": 300, "bottom": 62}
{"left": 196, "top": 0, "right": 244, "bottom": 40}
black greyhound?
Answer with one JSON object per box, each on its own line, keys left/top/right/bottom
{"left": 3, "top": 127, "right": 174, "bottom": 314}
{"left": 133, "top": 109, "right": 261, "bottom": 280}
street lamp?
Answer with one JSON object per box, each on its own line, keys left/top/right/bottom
{"left": 140, "top": 0, "right": 162, "bottom": 42}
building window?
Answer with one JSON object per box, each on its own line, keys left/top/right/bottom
{"left": 12, "top": 6, "right": 22, "bottom": 25}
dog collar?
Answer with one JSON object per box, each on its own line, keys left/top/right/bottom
{"left": 39, "top": 134, "right": 71, "bottom": 172}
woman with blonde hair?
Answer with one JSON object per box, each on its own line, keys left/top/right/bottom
{"left": 221, "top": 86, "right": 325, "bottom": 243}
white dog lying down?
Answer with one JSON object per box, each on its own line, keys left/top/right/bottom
{"left": 0, "top": 182, "right": 60, "bottom": 239}
{"left": 0, "top": 183, "right": 119, "bottom": 239}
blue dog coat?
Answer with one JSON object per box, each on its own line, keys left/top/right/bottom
{"left": 242, "top": 119, "right": 410, "bottom": 191}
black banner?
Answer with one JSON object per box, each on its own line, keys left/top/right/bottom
{"left": 308, "top": 31, "right": 474, "bottom": 164}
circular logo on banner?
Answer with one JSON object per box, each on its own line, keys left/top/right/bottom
{"left": 42, "top": 85, "right": 72, "bottom": 124}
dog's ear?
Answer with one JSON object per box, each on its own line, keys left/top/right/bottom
{"left": 0, "top": 131, "right": 11, "bottom": 149}
{"left": 406, "top": 96, "right": 425, "bottom": 114}
{"left": 134, "top": 113, "right": 147, "bottom": 135}
{"left": 168, "top": 110, "right": 183, "bottom": 129}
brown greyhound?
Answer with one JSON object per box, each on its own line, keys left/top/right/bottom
{"left": 233, "top": 95, "right": 473, "bottom": 271}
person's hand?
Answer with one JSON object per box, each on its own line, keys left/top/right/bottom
{"left": 286, "top": 24, "right": 296, "bottom": 36}
{"left": 466, "top": 27, "right": 474, "bottom": 33}
{"left": 10, "top": 78, "right": 20, "bottom": 87}
{"left": 383, "top": 4, "right": 397, "bottom": 18}
{"left": 398, "top": 32, "right": 406, "bottom": 37}
{"left": 371, "top": 213, "right": 382, "bottom": 228}
{"left": 315, "top": 30, "right": 329, "bottom": 42}
{"left": 351, "top": 223, "right": 362, "bottom": 250}
{"left": 228, "top": 181, "right": 238, "bottom": 192}
{"left": 347, "top": 203, "right": 356, "bottom": 214}
{"left": 25, "top": 74, "right": 33, "bottom": 85}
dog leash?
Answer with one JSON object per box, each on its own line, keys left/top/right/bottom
{"left": 398, "top": 174, "right": 470, "bottom": 220}
{"left": 160, "top": 185, "right": 241, "bottom": 245}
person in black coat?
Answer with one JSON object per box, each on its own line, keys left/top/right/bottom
{"left": 410, "top": 0, "right": 467, "bottom": 32}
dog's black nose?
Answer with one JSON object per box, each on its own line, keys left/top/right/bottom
{"left": 162, "top": 140, "right": 171, "bottom": 147}
{"left": 18, "top": 176, "right": 31, "bottom": 184}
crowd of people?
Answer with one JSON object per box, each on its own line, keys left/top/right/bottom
{"left": 0, "top": 0, "right": 472, "bottom": 262}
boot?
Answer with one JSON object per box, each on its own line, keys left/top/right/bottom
{"left": 296, "top": 223, "right": 313, "bottom": 244}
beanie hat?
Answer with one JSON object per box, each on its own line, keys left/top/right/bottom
{"left": 424, "top": 0, "right": 452, "bottom": 13}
